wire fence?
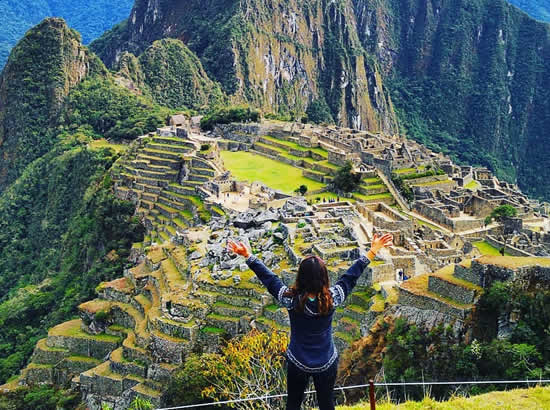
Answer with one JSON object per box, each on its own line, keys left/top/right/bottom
{"left": 157, "top": 379, "right": 550, "bottom": 409}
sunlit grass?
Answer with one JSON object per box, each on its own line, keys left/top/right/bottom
{"left": 220, "top": 150, "right": 326, "bottom": 194}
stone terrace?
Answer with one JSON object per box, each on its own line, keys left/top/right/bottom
{"left": 112, "top": 128, "right": 225, "bottom": 246}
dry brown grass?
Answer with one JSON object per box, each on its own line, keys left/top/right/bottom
{"left": 147, "top": 246, "right": 167, "bottom": 264}
{"left": 477, "top": 255, "right": 550, "bottom": 269}
{"left": 78, "top": 299, "right": 112, "bottom": 314}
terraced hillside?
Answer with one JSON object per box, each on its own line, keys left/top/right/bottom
{"left": 112, "top": 130, "right": 225, "bottom": 246}
{"left": 6, "top": 193, "right": 396, "bottom": 407}
{"left": 220, "top": 132, "right": 395, "bottom": 204}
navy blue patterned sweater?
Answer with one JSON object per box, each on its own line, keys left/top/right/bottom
{"left": 246, "top": 254, "right": 371, "bottom": 373}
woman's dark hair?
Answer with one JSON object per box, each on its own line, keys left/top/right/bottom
{"left": 285, "top": 255, "right": 333, "bottom": 315}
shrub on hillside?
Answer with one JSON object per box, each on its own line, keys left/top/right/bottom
{"left": 200, "top": 105, "right": 260, "bottom": 131}
{"left": 167, "top": 330, "right": 289, "bottom": 408}
{"left": 391, "top": 174, "right": 414, "bottom": 202}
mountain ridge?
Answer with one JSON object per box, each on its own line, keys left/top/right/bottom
{"left": 0, "top": 0, "right": 133, "bottom": 69}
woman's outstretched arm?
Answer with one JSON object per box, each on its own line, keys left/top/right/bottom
{"left": 227, "top": 240, "right": 288, "bottom": 303}
{"left": 331, "top": 233, "right": 393, "bottom": 306}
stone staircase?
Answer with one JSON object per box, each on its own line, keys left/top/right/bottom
{"left": 112, "top": 133, "right": 225, "bottom": 246}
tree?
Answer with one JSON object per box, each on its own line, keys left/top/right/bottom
{"left": 298, "top": 184, "right": 308, "bottom": 195}
{"left": 333, "top": 162, "right": 361, "bottom": 193}
{"left": 491, "top": 205, "right": 518, "bottom": 221}
{"left": 486, "top": 205, "right": 518, "bottom": 224}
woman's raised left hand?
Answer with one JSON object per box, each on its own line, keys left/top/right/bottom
{"left": 227, "top": 239, "right": 251, "bottom": 258}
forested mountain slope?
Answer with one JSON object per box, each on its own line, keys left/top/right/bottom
{"left": 0, "top": 18, "right": 103, "bottom": 190}
{"left": 0, "top": 18, "right": 173, "bottom": 385}
{"left": 354, "top": 0, "right": 550, "bottom": 200}
{"left": 0, "top": 0, "right": 133, "bottom": 69}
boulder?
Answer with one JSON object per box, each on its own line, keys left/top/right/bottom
{"left": 256, "top": 209, "right": 279, "bottom": 224}
{"left": 234, "top": 213, "right": 255, "bottom": 229}
{"left": 189, "top": 251, "right": 202, "bottom": 260}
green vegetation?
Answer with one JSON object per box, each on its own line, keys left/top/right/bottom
{"left": 484, "top": 204, "right": 518, "bottom": 226}
{"left": 353, "top": 192, "right": 393, "bottom": 202}
{"left": 200, "top": 105, "right": 260, "bottom": 131}
{"left": 391, "top": 174, "right": 414, "bottom": 202}
{"left": 491, "top": 204, "right": 518, "bottom": 221}
{"left": 304, "top": 97, "right": 334, "bottom": 124}
{"left": 138, "top": 39, "right": 224, "bottom": 110}
{"left": 393, "top": 166, "right": 426, "bottom": 175}
{"left": 62, "top": 76, "right": 170, "bottom": 139}
{"left": 373, "top": 281, "right": 550, "bottom": 402}
{"left": 220, "top": 150, "right": 325, "bottom": 194}
{"left": 337, "top": 386, "right": 550, "bottom": 409}
{"left": 465, "top": 179, "right": 482, "bottom": 190}
{"left": 167, "top": 331, "right": 288, "bottom": 407}
{"left": 0, "top": 18, "right": 105, "bottom": 190}
{"left": 0, "top": 1, "right": 133, "bottom": 68}
{"left": 386, "top": 0, "right": 550, "bottom": 200}
{"left": 473, "top": 241, "right": 511, "bottom": 256}
{"left": 0, "top": 384, "right": 80, "bottom": 410}
{"left": 0, "top": 147, "right": 143, "bottom": 383}
{"left": 333, "top": 162, "right": 361, "bottom": 193}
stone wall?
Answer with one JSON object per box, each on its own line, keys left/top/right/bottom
{"left": 303, "top": 170, "right": 325, "bottom": 183}
{"left": 452, "top": 218, "right": 484, "bottom": 232}
{"left": 365, "top": 203, "right": 413, "bottom": 237}
{"left": 454, "top": 263, "right": 483, "bottom": 286}
{"left": 328, "top": 150, "right": 349, "bottom": 167}
{"left": 46, "top": 336, "right": 119, "bottom": 360}
{"left": 397, "top": 288, "right": 469, "bottom": 319}
{"left": 485, "top": 235, "right": 534, "bottom": 257}
{"left": 428, "top": 276, "right": 476, "bottom": 305}
{"left": 392, "top": 256, "right": 416, "bottom": 277}
{"left": 370, "top": 263, "right": 395, "bottom": 283}
{"left": 463, "top": 259, "right": 550, "bottom": 290}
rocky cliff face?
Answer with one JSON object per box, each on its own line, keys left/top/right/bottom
{"left": 91, "top": 0, "right": 398, "bottom": 133}
{"left": 0, "top": 18, "right": 103, "bottom": 190}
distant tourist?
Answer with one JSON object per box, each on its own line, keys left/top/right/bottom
{"left": 228, "top": 233, "right": 393, "bottom": 410}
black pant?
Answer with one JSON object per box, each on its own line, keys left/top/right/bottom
{"left": 286, "top": 357, "right": 338, "bottom": 410}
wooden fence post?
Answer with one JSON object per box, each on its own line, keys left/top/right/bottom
{"left": 369, "top": 379, "right": 376, "bottom": 410}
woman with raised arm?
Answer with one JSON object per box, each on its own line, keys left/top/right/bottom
{"left": 227, "top": 232, "right": 393, "bottom": 410}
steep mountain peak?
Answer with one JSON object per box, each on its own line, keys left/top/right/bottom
{"left": 91, "top": 0, "right": 398, "bottom": 133}
{"left": 0, "top": 17, "right": 104, "bottom": 190}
